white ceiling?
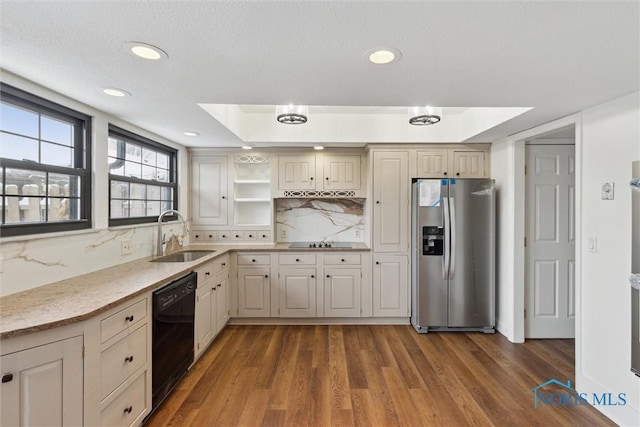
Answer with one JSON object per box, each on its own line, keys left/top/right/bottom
{"left": 1, "top": 1, "right": 638, "bottom": 148}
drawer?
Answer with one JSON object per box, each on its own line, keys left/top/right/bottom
{"left": 324, "top": 254, "right": 361, "bottom": 265}
{"left": 279, "top": 253, "right": 316, "bottom": 265}
{"left": 231, "top": 231, "right": 244, "bottom": 241}
{"left": 258, "top": 231, "right": 271, "bottom": 242}
{"left": 101, "top": 298, "right": 147, "bottom": 343}
{"left": 243, "top": 231, "right": 257, "bottom": 241}
{"left": 101, "top": 370, "right": 147, "bottom": 427}
{"left": 213, "top": 254, "right": 230, "bottom": 273}
{"left": 195, "top": 261, "right": 215, "bottom": 284}
{"left": 101, "top": 324, "right": 147, "bottom": 400}
{"left": 218, "top": 231, "right": 231, "bottom": 241}
{"left": 237, "top": 253, "right": 271, "bottom": 265}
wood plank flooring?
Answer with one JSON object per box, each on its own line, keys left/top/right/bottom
{"left": 144, "top": 325, "right": 616, "bottom": 426}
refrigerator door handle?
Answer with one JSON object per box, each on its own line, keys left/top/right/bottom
{"left": 443, "top": 196, "right": 450, "bottom": 279}
{"left": 449, "top": 197, "right": 456, "bottom": 279}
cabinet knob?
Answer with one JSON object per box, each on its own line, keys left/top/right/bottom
{"left": 217, "top": 284, "right": 222, "bottom": 288}
{"left": 222, "top": 234, "right": 227, "bottom": 238}
{"left": 456, "top": 172, "right": 460, "bottom": 176}
{"left": 213, "top": 286, "right": 216, "bottom": 291}
{"left": 235, "top": 234, "right": 240, "bottom": 238}
{"left": 222, "top": 263, "right": 226, "bottom": 267}
{"left": 326, "top": 274, "right": 330, "bottom": 278}
{"left": 208, "top": 234, "right": 213, "bottom": 239}
{"left": 205, "top": 272, "right": 210, "bottom": 276}
{"left": 124, "top": 406, "right": 133, "bottom": 414}
{"left": 295, "top": 258, "right": 300, "bottom": 262}
{"left": 376, "top": 261, "right": 380, "bottom": 265}
{"left": 310, "top": 275, "right": 315, "bottom": 278}
{"left": 195, "top": 234, "right": 200, "bottom": 239}
{"left": 222, "top": 196, "right": 226, "bottom": 199}
{"left": 262, "top": 235, "right": 267, "bottom": 238}
{"left": 249, "top": 234, "right": 253, "bottom": 238}
{"left": 325, "top": 177, "right": 329, "bottom": 180}
{"left": 310, "top": 177, "right": 314, "bottom": 180}
{"left": 265, "top": 275, "right": 269, "bottom": 278}
{"left": 2, "top": 373, "right": 13, "bottom": 383}
{"left": 341, "top": 258, "right": 345, "bottom": 262}
{"left": 252, "top": 259, "right": 256, "bottom": 262}
{"left": 125, "top": 355, "right": 134, "bottom": 363}
{"left": 376, "top": 201, "right": 380, "bottom": 204}
{"left": 125, "top": 315, "right": 134, "bottom": 322}
{"left": 443, "top": 172, "right": 447, "bottom": 176}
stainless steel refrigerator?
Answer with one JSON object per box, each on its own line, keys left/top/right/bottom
{"left": 631, "top": 161, "right": 640, "bottom": 377}
{"left": 411, "top": 178, "right": 495, "bottom": 333}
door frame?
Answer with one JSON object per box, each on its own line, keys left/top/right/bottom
{"left": 493, "top": 113, "right": 582, "bottom": 344}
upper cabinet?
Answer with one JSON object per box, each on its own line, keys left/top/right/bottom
{"left": 416, "top": 145, "right": 490, "bottom": 178}
{"left": 275, "top": 151, "right": 365, "bottom": 197}
{"left": 191, "top": 155, "right": 228, "bottom": 225}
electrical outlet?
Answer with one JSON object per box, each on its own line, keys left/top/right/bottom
{"left": 121, "top": 239, "right": 133, "bottom": 255}
{"left": 601, "top": 182, "right": 614, "bottom": 200}
{"left": 281, "top": 228, "right": 287, "bottom": 238}
{"left": 354, "top": 228, "right": 361, "bottom": 238}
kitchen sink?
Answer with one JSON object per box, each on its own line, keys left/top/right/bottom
{"left": 151, "top": 250, "right": 215, "bottom": 262}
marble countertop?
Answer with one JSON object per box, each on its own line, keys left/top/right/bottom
{"left": 0, "top": 243, "right": 370, "bottom": 339}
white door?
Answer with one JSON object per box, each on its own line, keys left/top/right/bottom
{"left": 278, "top": 267, "right": 316, "bottom": 317}
{"left": 372, "top": 151, "right": 409, "bottom": 253}
{"left": 237, "top": 266, "right": 271, "bottom": 317}
{"left": 372, "top": 255, "right": 409, "bottom": 317}
{"left": 324, "top": 268, "right": 361, "bottom": 317}
{"left": 322, "top": 155, "right": 361, "bottom": 190}
{"left": 525, "top": 144, "right": 576, "bottom": 338}
{"left": 278, "top": 155, "right": 316, "bottom": 190}
{"left": 191, "top": 155, "right": 228, "bottom": 225}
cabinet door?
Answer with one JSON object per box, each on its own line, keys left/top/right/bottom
{"left": 1, "top": 335, "right": 83, "bottom": 427}
{"left": 237, "top": 266, "right": 271, "bottom": 317}
{"left": 195, "top": 284, "right": 216, "bottom": 358}
{"left": 324, "top": 268, "right": 361, "bottom": 317}
{"left": 451, "top": 151, "right": 486, "bottom": 178}
{"left": 278, "top": 267, "right": 316, "bottom": 317}
{"left": 278, "top": 155, "right": 316, "bottom": 190}
{"left": 192, "top": 155, "right": 228, "bottom": 225}
{"left": 322, "top": 155, "right": 361, "bottom": 190}
{"left": 372, "top": 151, "right": 409, "bottom": 252}
{"left": 215, "top": 271, "right": 229, "bottom": 332}
{"left": 416, "top": 150, "right": 449, "bottom": 177}
{"left": 372, "top": 255, "right": 409, "bottom": 317}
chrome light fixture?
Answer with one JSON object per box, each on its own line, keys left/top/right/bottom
{"left": 276, "top": 105, "right": 308, "bottom": 124}
{"left": 409, "top": 106, "right": 442, "bottom": 126}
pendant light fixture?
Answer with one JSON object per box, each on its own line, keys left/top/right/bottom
{"left": 409, "top": 106, "right": 442, "bottom": 126}
{"left": 276, "top": 105, "right": 308, "bottom": 124}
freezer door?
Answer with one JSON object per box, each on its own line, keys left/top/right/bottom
{"left": 448, "top": 179, "right": 495, "bottom": 328}
{"left": 412, "top": 180, "right": 448, "bottom": 329}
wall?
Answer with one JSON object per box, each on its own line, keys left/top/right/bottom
{"left": 275, "top": 198, "right": 364, "bottom": 242}
{"left": 577, "top": 92, "right": 640, "bottom": 425}
{"left": 0, "top": 72, "right": 190, "bottom": 297}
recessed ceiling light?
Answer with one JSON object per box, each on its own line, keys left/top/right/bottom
{"left": 314, "top": 145, "right": 324, "bottom": 150}
{"left": 101, "top": 87, "right": 131, "bottom": 97}
{"left": 242, "top": 146, "right": 253, "bottom": 150}
{"left": 365, "top": 47, "right": 402, "bottom": 65}
{"left": 183, "top": 131, "right": 199, "bottom": 137}
{"left": 124, "top": 42, "right": 168, "bottom": 60}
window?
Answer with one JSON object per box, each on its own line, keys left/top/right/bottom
{"left": 0, "top": 83, "right": 91, "bottom": 237}
{"left": 108, "top": 125, "right": 177, "bottom": 225}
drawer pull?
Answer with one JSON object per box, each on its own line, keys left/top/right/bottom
{"left": 249, "top": 234, "right": 253, "bottom": 238}
{"left": 125, "top": 315, "right": 134, "bottom": 322}
{"left": 456, "top": 172, "right": 460, "bottom": 176}
{"left": 262, "top": 234, "right": 267, "bottom": 238}
{"left": 295, "top": 258, "right": 300, "bottom": 262}
{"left": 310, "top": 275, "right": 315, "bottom": 278}
{"left": 326, "top": 274, "right": 330, "bottom": 278}
{"left": 125, "top": 355, "right": 134, "bottom": 363}
{"left": 222, "top": 263, "right": 226, "bottom": 267}
{"left": 222, "top": 234, "right": 227, "bottom": 238}
{"left": 2, "top": 373, "right": 13, "bottom": 383}
{"left": 341, "top": 258, "right": 345, "bottom": 262}
{"left": 205, "top": 271, "right": 211, "bottom": 276}
{"left": 217, "top": 284, "right": 221, "bottom": 288}
{"left": 376, "top": 261, "right": 380, "bottom": 265}
{"left": 443, "top": 172, "right": 448, "bottom": 176}
{"left": 124, "top": 406, "right": 133, "bottom": 414}
{"left": 222, "top": 196, "right": 226, "bottom": 200}
{"left": 264, "top": 275, "right": 269, "bottom": 278}
{"left": 252, "top": 259, "right": 256, "bottom": 262}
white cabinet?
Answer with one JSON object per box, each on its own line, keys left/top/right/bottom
{"left": 416, "top": 146, "right": 489, "bottom": 178}
{"left": 278, "top": 267, "right": 317, "bottom": 317}
{"left": 372, "top": 255, "right": 409, "bottom": 317}
{"left": 237, "top": 253, "right": 272, "bottom": 317}
{"left": 278, "top": 154, "right": 316, "bottom": 190}
{"left": 372, "top": 151, "right": 410, "bottom": 253}
{"left": 276, "top": 152, "right": 364, "bottom": 194}
{"left": 194, "top": 255, "right": 230, "bottom": 360}
{"left": 233, "top": 155, "right": 271, "bottom": 226}
{"left": 322, "top": 155, "right": 361, "bottom": 190}
{"left": 191, "top": 155, "right": 228, "bottom": 225}
{"left": 1, "top": 335, "right": 83, "bottom": 427}
{"left": 323, "top": 267, "right": 361, "bottom": 317}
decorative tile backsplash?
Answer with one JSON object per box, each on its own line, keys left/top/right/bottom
{"left": 276, "top": 198, "right": 365, "bottom": 242}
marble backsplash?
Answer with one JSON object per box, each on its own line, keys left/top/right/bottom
{"left": 0, "top": 222, "right": 189, "bottom": 297}
{"left": 276, "top": 198, "right": 365, "bottom": 242}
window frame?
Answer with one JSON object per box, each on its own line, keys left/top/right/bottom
{"left": 0, "top": 83, "right": 92, "bottom": 237}
{"left": 108, "top": 125, "right": 178, "bottom": 226}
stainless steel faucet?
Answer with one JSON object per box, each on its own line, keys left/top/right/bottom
{"left": 157, "top": 209, "right": 187, "bottom": 256}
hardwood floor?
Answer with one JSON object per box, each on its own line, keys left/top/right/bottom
{"left": 145, "top": 325, "right": 615, "bottom": 426}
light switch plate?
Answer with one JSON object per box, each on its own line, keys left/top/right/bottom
{"left": 601, "top": 182, "right": 614, "bottom": 200}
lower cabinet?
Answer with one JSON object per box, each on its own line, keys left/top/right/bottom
{"left": 278, "top": 267, "right": 317, "bottom": 317}
{"left": 372, "top": 254, "right": 409, "bottom": 317}
{"left": 324, "top": 267, "right": 361, "bottom": 317}
{"left": 0, "top": 335, "right": 84, "bottom": 427}
{"left": 215, "top": 270, "right": 230, "bottom": 331}
{"left": 195, "top": 282, "right": 216, "bottom": 359}
{"left": 237, "top": 266, "right": 271, "bottom": 317}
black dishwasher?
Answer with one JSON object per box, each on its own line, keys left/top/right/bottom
{"left": 151, "top": 271, "right": 196, "bottom": 411}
